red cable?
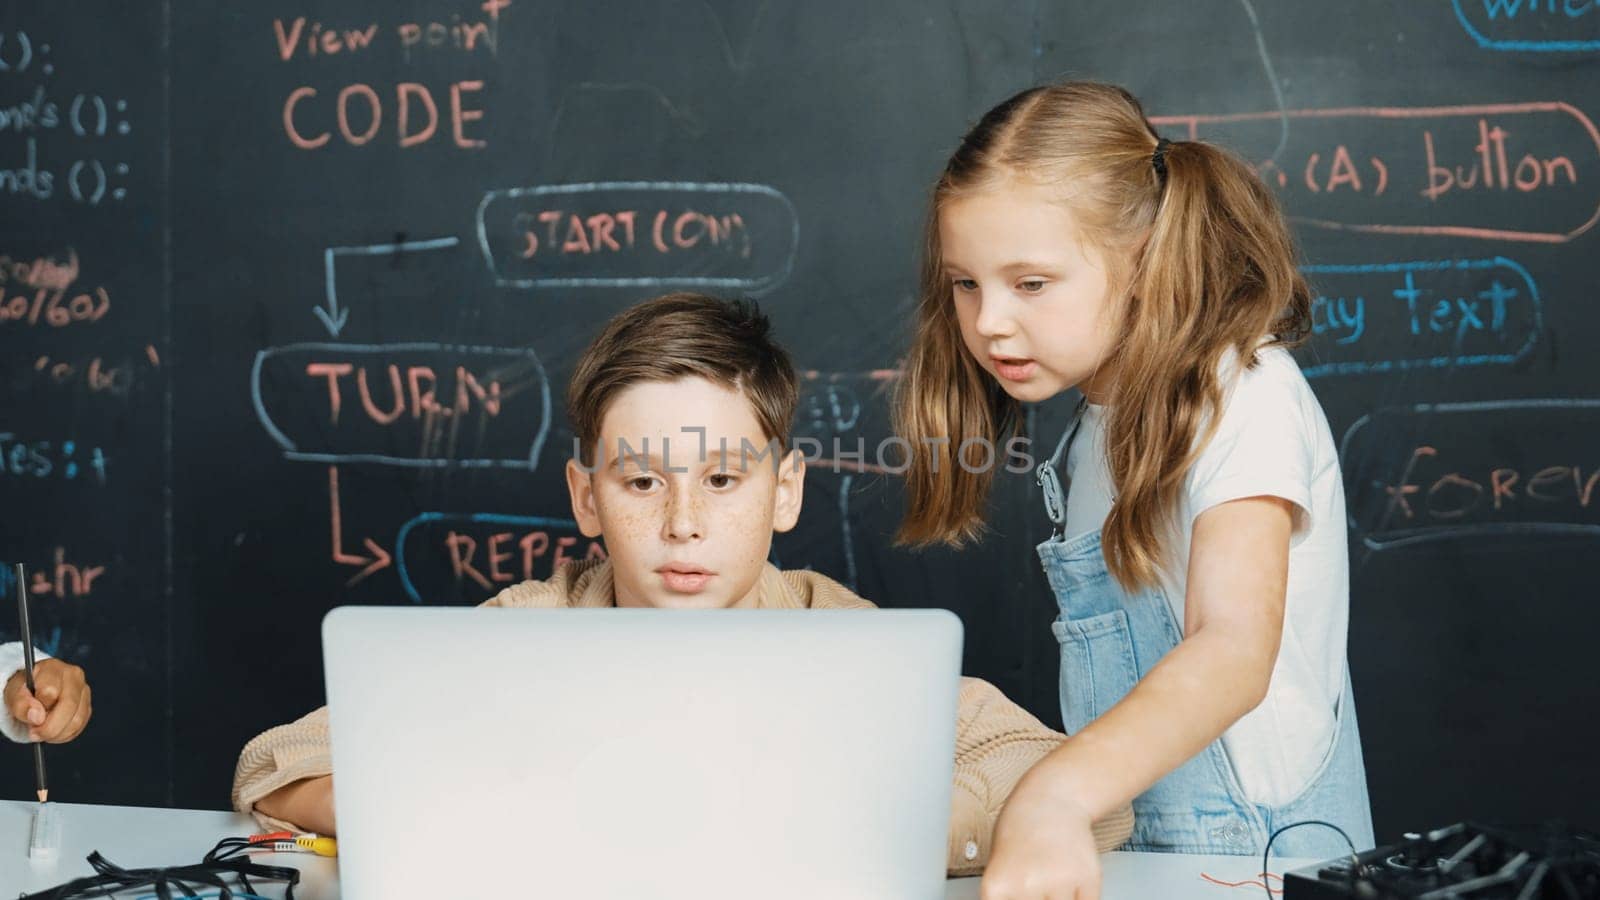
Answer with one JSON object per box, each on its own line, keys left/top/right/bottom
{"left": 1199, "top": 870, "right": 1285, "bottom": 894}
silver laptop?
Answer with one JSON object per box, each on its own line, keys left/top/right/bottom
{"left": 323, "top": 606, "right": 963, "bottom": 900}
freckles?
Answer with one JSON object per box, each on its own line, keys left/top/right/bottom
{"left": 728, "top": 498, "right": 775, "bottom": 564}
{"left": 599, "top": 499, "right": 655, "bottom": 544}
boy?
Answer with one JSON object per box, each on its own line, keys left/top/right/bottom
{"left": 233, "top": 293, "right": 1133, "bottom": 875}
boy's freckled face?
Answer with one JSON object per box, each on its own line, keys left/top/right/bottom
{"left": 566, "top": 377, "right": 804, "bottom": 610}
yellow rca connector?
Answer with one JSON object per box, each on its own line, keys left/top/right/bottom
{"left": 294, "top": 835, "right": 338, "bottom": 857}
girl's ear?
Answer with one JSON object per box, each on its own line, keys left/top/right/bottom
{"left": 771, "top": 449, "right": 807, "bottom": 534}
{"left": 566, "top": 458, "right": 604, "bottom": 538}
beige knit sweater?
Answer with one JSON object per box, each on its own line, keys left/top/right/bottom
{"left": 233, "top": 560, "right": 1134, "bottom": 875}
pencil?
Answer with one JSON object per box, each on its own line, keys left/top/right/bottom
{"left": 14, "top": 563, "right": 47, "bottom": 803}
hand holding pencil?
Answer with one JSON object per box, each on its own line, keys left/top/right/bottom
{"left": 6, "top": 562, "right": 93, "bottom": 808}
{"left": 5, "top": 657, "right": 93, "bottom": 745}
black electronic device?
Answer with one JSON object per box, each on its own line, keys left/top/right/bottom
{"left": 1284, "top": 822, "right": 1600, "bottom": 899}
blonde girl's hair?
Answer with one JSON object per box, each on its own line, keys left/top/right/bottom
{"left": 894, "top": 81, "right": 1311, "bottom": 591}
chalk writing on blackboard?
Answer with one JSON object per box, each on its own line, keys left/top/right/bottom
{"left": 23, "top": 346, "right": 160, "bottom": 397}
{"left": 795, "top": 369, "right": 900, "bottom": 475}
{"left": 1453, "top": 0, "right": 1600, "bottom": 52}
{"left": 3, "top": 547, "right": 106, "bottom": 600}
{"left": 0, "top": 434, "right": 109, "bottom": 484}
{"left": 273, "top": 3, "right": 507, "bottom": 150}
{"left": 476, "top": 182, "right": 800, "bottom": 293}
{"left": 0, "top": 249, "right": 112, "bottom": 328}
{"left": 252, "top": 342, "right": 550, "bottom": 469}
{"left": 395, "top": 512, "right": 606, "bottom": 603}
{"left": 1152, "top": 103, "right": 1600, "bottom": 242}
{"left": 1299, "top": 257, "right": 1541, "bottom": 378}
{"left": 326, "top": 466, "right": 390, "bottom": 587}
{"left": 1, "top": 88, "right": 132, "bottom": 139}
{"left": 315, "top": 235, "right": 459, "bottom": 337}
{"left": 0, "top": 249, "right": 78, "bottom": 289}
{"left": 0, "top": 29, "right": 47, "bottom": 74}
{"left": 0, "top": 31, "right": 136, "bottom": 204}
{"left": 0, "top": 563, "right": 68, "bottom": 655}
{"left": 282, "top": 83, "right": 486, "bottom": 151}
{"left": 1341, "top": 399, "right": 1600, "bottom": 549}
{"left": 0, "top": 283, "right": 109, "bottom": 327}
{"left": 792, "top": 370, "right": 902, "bottom": 590}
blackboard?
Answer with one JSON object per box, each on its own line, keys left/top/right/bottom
{"left": 2, "top": 1, "right": 1597, "bottom": 841}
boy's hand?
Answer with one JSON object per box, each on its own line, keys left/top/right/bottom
{"left": 257, "top": 775, "right": 338, "bottom": 837}
{"left": 4, "top": 659, "right": 93, "bottom": 743}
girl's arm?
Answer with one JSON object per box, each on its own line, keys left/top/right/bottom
{"left": 1020, "top": 494, "right": 1290, "bottom": 817}
{"left": 946, "top": 677, "right": 1135, "bottom": 876}
{"left": 982, "top": 495, "right": 1292, "bottom": 898}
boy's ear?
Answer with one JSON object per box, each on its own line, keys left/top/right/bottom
{"left": 771, "top": 448, "right": 806, "bottom": 534}
{"left": 566, "top": 458, "right": 605, "bottom": 538}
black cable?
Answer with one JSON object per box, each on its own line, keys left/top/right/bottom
{"left": 18, "top": 836, "right": 301, "bottom": 900}
{"left": 1260, "top": 819, "right": 1361, "bottom": 900}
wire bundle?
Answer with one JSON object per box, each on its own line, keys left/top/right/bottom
{"left": 19, "top": 835, "right": 302, "bottom": 900}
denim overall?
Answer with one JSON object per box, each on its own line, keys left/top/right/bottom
{"left": 1033, "top": 404, "right": 1375, "bottom": 857}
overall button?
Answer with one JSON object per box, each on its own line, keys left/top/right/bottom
{"left": 1211, "top": 822, "right": 1252, "bottom": 850}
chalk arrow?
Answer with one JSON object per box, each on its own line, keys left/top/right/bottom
{"left": 328, "top": 466, "right": 392, "bottom": 586}
{"left": 315, "top": 236, "right": 461, "bottom": 338}
{"left": 312, "top": 303, "right": 348, "bottom": 337}
{"left": 340, "top": 536, "right": 392, "bottom": 588}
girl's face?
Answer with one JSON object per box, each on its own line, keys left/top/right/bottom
{"left": 939, "top": 179, "right": 1122, "bottom": 405}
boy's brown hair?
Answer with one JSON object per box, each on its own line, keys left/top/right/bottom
{"left": 568, "top": 292, "right": 799, "bottom": 465}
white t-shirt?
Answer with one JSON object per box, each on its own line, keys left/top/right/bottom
{"left": 1062, "top": 345, "right": 1349, "bottom": 807}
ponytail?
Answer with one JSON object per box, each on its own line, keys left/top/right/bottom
{"left": 1101, "top": 135, "right": 1312, "bottom": 588}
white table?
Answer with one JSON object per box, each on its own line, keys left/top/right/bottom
{"left": 2, "top": 800, "right": 1318, "bottom": 898}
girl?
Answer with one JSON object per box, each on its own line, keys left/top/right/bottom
{"left": 896, "top": 82, "right": 1374, "bottom": 896}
